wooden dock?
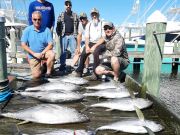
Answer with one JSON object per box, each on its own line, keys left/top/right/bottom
{"left": 8, "top": 52, "right": 180, "bottom": 73}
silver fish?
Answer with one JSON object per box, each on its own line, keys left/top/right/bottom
{"left": 48, "top": 76, "right": 88, "bottom": 85}
{"left": 84, "top": 89, "right": 137, "bottom": 99}
{"left": 86, "top": 81, "right": 125, "bottom": 90}
{"left": 96, "top": 118, "right": 164, "bottom": 134}
{"left": 16, "top": 91, "right": 84, "bottom": 103}
{"left": 34, "top": 129, "right": 94, "bottom": 135}
{"left": 25, "top": 82, "right": 80, "bottom": 92}
{"left": 0, "top": 104, "right": 89, "bottom": 124}
{"left": 91, "top": 98, "right": 153, "bottom": 111}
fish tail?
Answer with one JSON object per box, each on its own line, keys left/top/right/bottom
{"left": 134, "top": 105, "right": 145, "bottom": 121}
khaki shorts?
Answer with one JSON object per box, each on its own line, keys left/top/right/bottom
{"left": 29, "top": 53, "right": 48, "bottom": 74}
{"left": 29, "top": 58, "right": 43, "bottom": 73}
{"left": 101, "top": 57, "right": 129, "bottom": 71}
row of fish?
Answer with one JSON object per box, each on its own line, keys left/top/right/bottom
{"left": 1, "top": 75, "right": 165, "bottom": 134}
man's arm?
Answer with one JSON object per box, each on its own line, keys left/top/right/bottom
{"left": 21, "top": 42, "right": 42, "bottom": 59}
{"left": 41, "top": 43, "right": 53, "bottom": 55}
{"left": 28, "top": 2, "right": 34, "bottom": 25}
{"left": 56, "top": 13, "right": 63, "bottom": 36}
{"left": 50, "top": 3, "right": 55, "bottom": 32}
{"left": 76, "top": 33, "right": 82, "bottom": 54}
{"left": 90, "top": 38, "right": 105, "bottom": 53}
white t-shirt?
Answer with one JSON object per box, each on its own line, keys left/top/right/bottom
{"left": 78, "top": 22, "right": 86, "bottom": 42}
{"left": 85, "top": 20, "right": 105, "bottom": 43}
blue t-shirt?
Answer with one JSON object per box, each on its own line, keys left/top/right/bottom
{"left": 21, "top": 25, "right": 53, "bottom": 59}
{"left": 28, "top": 0, "right": 55, "bottom": 29}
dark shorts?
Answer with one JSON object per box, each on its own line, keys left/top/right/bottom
{"left": 100, "top": 57, "right": 129, "bottom": 71}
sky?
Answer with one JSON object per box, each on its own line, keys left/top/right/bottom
{"left": 14, "top": 0, "right": 180, "bottom": 26}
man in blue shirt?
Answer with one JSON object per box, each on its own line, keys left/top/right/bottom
{"left": 28, "top": 0, "right": 55, "bottom": 32}
{"left": 21, "top": 11, "right": 55, "bottom": 79}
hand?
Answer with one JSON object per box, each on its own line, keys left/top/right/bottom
{"left": 90, "top": 45, "right": 96, "bottom": 53}
{"left": 86, "top": 46, "right": 91, "bottom": 54}
{"left": 33, "top": 53, "right": 42, "bottom": 59}
{"left": 75, "top": 48, "right": 80, "bottom": 55}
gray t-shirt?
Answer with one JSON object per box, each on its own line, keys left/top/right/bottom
{"left": 78, "top": 22, "right": 86, "bottom": 41}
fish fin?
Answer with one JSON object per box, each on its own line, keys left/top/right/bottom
{"left": 17, "top": 120, "right": 30, "bottom": 125}
{"left": 134, "top": 105, "right": 145, "bottom": 121}
{"left": 128, "top": 89, "right": 135, "bottom": 99}
{"left": 143, "top": 126, "right": 155, "bottom": 135}
{"left": 106, "top": 108, "right": 113, "bottom": 111}
{"left": 80, "top": 107, "right": 91, "bottom": 113}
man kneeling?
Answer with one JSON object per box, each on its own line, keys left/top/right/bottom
{"left": 21, "top": 11, "right": 55, "bottom": 79}
{"left": 95, "top": 21, "right": 129, "bottom": 81}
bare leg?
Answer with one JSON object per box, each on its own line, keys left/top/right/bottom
{"left": 72, "top": 54, "right": 80, "bottom": 67}
{"left": 85, "top": 57, "right": 90, "bottom": 68}
{"left": 111, "top": 56, "right": 120, "bottom": 80}
{"left": 45, "top": 50, "right": 55, "bottom": 75}
{"left": 95, "top": 66, "right": 114, "bottom": 76}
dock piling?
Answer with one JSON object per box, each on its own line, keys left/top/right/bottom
{"left": 0, "top": 16, "right": 9, "bottom": 89}
{"left": 142, "top": 11, "right": 167, "bottom": 97}
{"left": 10, "top": 27, "right": 17, "bottom": 63}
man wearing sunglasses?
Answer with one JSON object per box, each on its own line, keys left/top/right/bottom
{"left": 74, "top": 8, "right": 106, "bottom": 80}
{"left": 71, "top": 12, "right": 90, "bottom": 74}
{"left": 28, "top": 0, "right": 55, "bottom": 32}
{"left": 56, "top": 0, "right": 79, "bottom": 73}
{"left": 21, "top": 11, "right": 55, "bottom": 79}
{"left": 95, "top": 22, "right": 130, "bottom": 82}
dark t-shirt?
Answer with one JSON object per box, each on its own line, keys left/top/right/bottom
{"left": 64, "top": 12, "right": 74, "bottom": 33}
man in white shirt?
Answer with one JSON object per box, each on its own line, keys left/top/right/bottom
{"left": 74, "top": 8, "right": 106, "bottom": 80}
{"left": 71, "top": 12, "right": 89, "bottom": 73}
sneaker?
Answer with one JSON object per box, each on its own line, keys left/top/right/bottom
{"left": 114, "top": 77, "right": 119, "bottom": 82}
{"left": 83, "top": 68, "right": 90, "bottom": 76}
{"left": 59, "top": 65, "right": 66, "bottom": 71}
{"left": 101, "top": 75, "right": 109, "bottom": 82}
{"left": 44, "top": 73, "right": 53, "bottom": 78}
{"left": 71, "top": 71, "right": 82, "bottom": 77}
{"left": 84, "top": 73, "right": 98, "bottom": 81}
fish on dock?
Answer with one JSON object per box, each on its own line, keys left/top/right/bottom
{"left": 85, "top": 81, "right": 125, "bottom": 90}
{"left": 91, "top": 98, "right": 153, "bottom": 111}
{"left": 84, "top": 89, "right": 137, "bottom": 99}
{"left": 15, "top": 90, "right": 84, "bottom": 103}
{"left": 96, "top": 118, "right": 164, "bottom": 134}
{"left": 25, "top": 82, "right": 80, "bottom": 92}
{"left": 33, "top": 129, "right": 94, "bottom": 135}
{"left": 0, "top": 104, "right": 89, "bottom": 124}
{"left": 48, "top": 75, "right": 89, "bottom": 85}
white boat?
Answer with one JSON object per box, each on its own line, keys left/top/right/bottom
{"left": 119, "top": 0, "right": 180, "bottom": 56}
{"left": 0, "top": 0, "right": 28, "bottom": 63}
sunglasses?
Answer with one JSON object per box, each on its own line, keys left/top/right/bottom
{"left": 104, "top": 26, "right": 113, "bottom": 31}
{"left": 33, "top": 18, "right": 41, "bottom": 22}
{"left": 91, "top": 12, "right": 98, "bottom": 16}
{"left": 65, "top": 2, "right": 72, "bottom": 6}
{"left": 80, "top": 17, "right": 87, "bottom": 21}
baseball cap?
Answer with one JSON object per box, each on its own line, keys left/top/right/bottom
{"left": 103, "top": 21, "right": 114, "bottom": 28}
{"left": 65, "top": 0, "right": 71, "bottom": 4}
{"left": 79, "top": 12, "right": 87, "bottom": 18}
{"left": 91, "top": 8, "right": 99, "bottom": 14}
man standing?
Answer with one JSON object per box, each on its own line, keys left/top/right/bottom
{"left": 21, "top": 11, "right": 55, "bottom": 79}
{"left": 28, "top": 0, "right": 55, "bottom": 31}
{"left": 56, "top": 0, "right": 79, "bottom": 72}
{"left": 74, "top": 8, "right": 106, "bottom": 80}
{"left": 95, "top": 22, "right": 129, "bottom": 81}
